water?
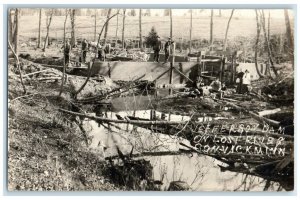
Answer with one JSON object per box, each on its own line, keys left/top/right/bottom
{"left": 82, "top": 108, "right": 283, "bottom": 191}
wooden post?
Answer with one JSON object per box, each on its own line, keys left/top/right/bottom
{"left": 231, "top": 53, "right": 236, "bottom": 84}
{"left": 197, "top": 51, "right": 202, "bottom": 77}
{"left": 220, "top": 55, "right": 224, "bottom": 82}
{"left": 169, "top": 42, "right": 175, "bottom": 95}
{"left": 179, "top": 63, "right": 184, "bottom": 84}
{"left": 108, "top": 62, "right": 111, "bottom": 78}
{"left": 260, "top": 63, "right": 264, "bottom": 74}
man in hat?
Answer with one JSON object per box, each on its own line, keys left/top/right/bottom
{"left": 242, "top": 69, "right": 251, "bottom": 94}
{"left": 236, "top": 67, "right": 244, "bottom": 94}
{"left": 164, "top": 37, "right": 174, "bottom": 63}
{"left": 64, "top": 39, "right": 71, "bottom": 66}
{"left": 98, "top": 45, "right": 106, "bottom": 61}
{"left": 153, "top": 36, "right": 161, "bottom": 62}
{"left": 81, "top": 39, "right": 88, "bottom": 63}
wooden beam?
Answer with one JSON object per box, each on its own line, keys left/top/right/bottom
{"left": 173, "top": 66, "right": 193, "bottom": 83}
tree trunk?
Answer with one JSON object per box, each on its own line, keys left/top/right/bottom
{"left": 8, "top": 41, "right": 26, "bottom": 94}
{"left": 103, "top": 9, "right": 112, "bottom": 45}
{"left": 59, "top": 10, "right": 68, "bottom": 97}
{"left": 37, "top": 9, "right": 42, "bottom": 48}
{"left": 254, "top": 10, "right": 265, "bottom": 78}
{"left": 115, "top": 10, "right": 119, "bottom": 39}
{"left": 284, "top": 9, "right": 294, "bottom": 69}
{"left": 223, "top": 9, "right": 234, "bottom": 51}
{"left": 43, "top": 10, "right": 53, "bottom": 52}
{"left": 210, "top": 9, "right": 214, "bottom": 49}
{"left": 260, "top": 10, "right": 278, "bottom": 77}
{"left": 70, "top": 9, "right": 76, "bottom": 47}
{"left": 122, "top": 9, "right": 126, "bottom": 49}
{"left": 14, "top": 8, "right": 19, "bottom": 55}
{"left": 139, "top": 9, "right": 142, "bottom": 50}
{"left": 8, "top": 9, "right": 13, "bottom": 45}
{"left": 169, "top": 9, "right": 173, "bottom": 39}
{"left": 189, "top": 10, "right": 192, "bottom": 53}
{"left": 94, "top": 9, "right": 97, "bottom": 41}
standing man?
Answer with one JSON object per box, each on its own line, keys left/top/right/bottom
{"left": 153, "top": 36, "right": 161, "bottom": 62}
{"left": 242, "top": 69, "right": 251, "bottom": 94}
{"left": 164, "top": 37, "right": 173, "bottom": 63}
{"left": 98, "top": 46, "right": 106, "bottom": 61}
{"left": 81, "top": 39, "right": 88, "bottom": 63}
{"left": 236, "top": 68, "right": 244, "bottom": 94}
{"left": 64, "top": 39, "right": 71, "bottom": 66}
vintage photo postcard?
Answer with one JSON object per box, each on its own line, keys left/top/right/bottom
{"left": 7, "top": 7, "right": 294, "bottom": 192}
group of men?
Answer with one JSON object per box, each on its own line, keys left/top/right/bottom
{"left": 236, "top": 69, "right": 251, "bottom": 94}
{"left": 189, "top": 76, "right": 227, "bottom": 99}
{"left": 63, "top": 38, "right": 106, "bottom": 66}
{"left": 188, "top": 69, "right": 252, "bottom": 99}
{"left": 153, "top": 36, "right": 174, "bottom": 63}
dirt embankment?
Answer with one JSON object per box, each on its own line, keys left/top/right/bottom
{"left": 8, "top": 59, "right": 122, "bottom": 191}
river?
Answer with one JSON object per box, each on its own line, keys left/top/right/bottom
{"left": 81, "top": 104, "right": 283, "bottom": 191}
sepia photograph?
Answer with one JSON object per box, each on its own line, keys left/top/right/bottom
{"left": 7, "top": 7, "right": 294, "bottom": 192}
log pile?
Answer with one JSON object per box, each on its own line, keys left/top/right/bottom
{"left": 23, "top": 67, "right": 63, "bottom": 83}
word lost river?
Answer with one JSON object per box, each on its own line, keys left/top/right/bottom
{"left": 192, "top": 123, "right": 288, "bottom": 157}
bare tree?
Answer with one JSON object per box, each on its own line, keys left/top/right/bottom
{"left": 8, "top": 41, "right": 26, "bottom": 94}
{"left": 70, "top": 9, "right": 76, "bottom": 47}
{"left": 284, "top": 9, "right": 294, "bottom": 69}
{"left": 94, "top": 9, "right": 97, "bottom": 41}
{"left": 260, "top": 10, "right": 278, "bottom": 77}
{"left": 139, "top": 9, "right": 142, "bottom": 50}
{"left": 170, "top": 9, "right": 173, "bottom": 39}
{"left": 14, "top": 8, "right": 19, "bottom": 54}
{"left": 103, "top": 9, "right": 112, "bottom": 45}
{"left": 42, "top": 9, "right": 54, "bottom": 52}
{"left": 189, "top": 9, "right": 193, "bottom": 53}
{"left": 223, "top": 9, "right": 234, "bottom": 51}
{"left": 37, "top": 9, "right": 42, "bottom": 48}
{"left": 210, "top": 9, "right": 214, "bottom": 48}
{"left": 8, "top": 9, "right": 13, "bottom": 46}
{"left": 115, "top": 9, "right": 119, "bottom": 39}
{"left": 59, "top": 9, "right": 69, "bottom": 96}
{"left": 122, "top": 9, "right": 126, "bottom": 49}
{"left": 254, "top": 10, "right": 265, "bottom": 78}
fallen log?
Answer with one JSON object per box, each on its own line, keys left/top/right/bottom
{"left": 104, "top": 149, "right": 194, "bottom": 160}
{"left": 223, "top": 100, "right": 280, "bottom": 127}
{"left": 23, "top": 69, "right": 51, "bottom": 77}
{"left": 59, "top": 108, "right": 232, "bottom": 126}
{"left": 36, "top": 77, "right": 61, "bottom": 81}
{"left": 258, "top": 108, "right": 281, "bottom": 116}
{"left": 60, "top": 108, "right": 192, "bottom": 125}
